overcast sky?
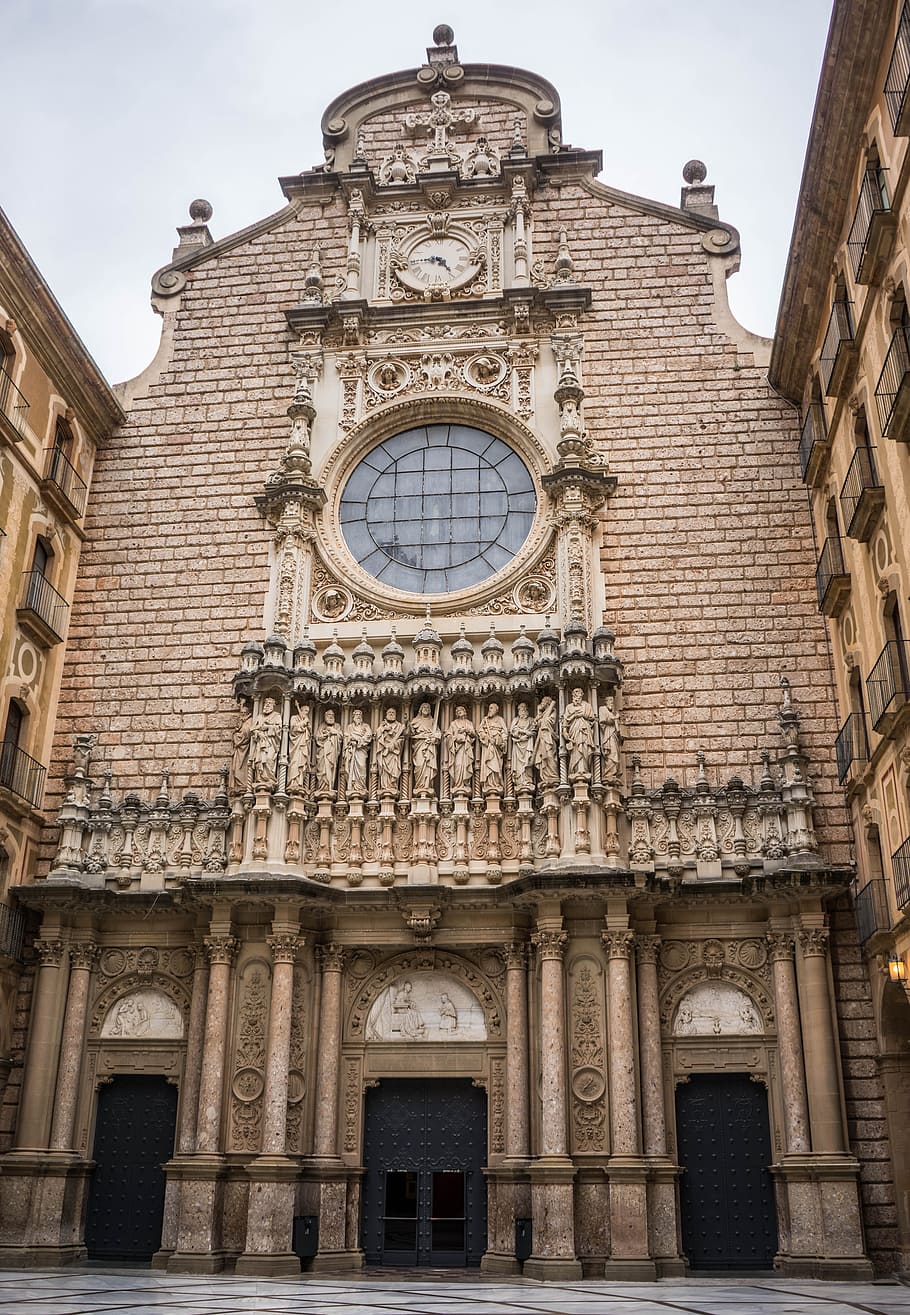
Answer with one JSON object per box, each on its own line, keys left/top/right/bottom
{"left": 2, "top": 0, "right": 833, "bottom": 387}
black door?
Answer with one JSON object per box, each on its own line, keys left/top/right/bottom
{"left": 85, "top": 1074, "right": 178, "bottom": 1260}
{"left": 361, "top": 1078, "right": 487, "bottom": 1267}
{"left": 675, "top": 1073, "right": 778, "bottom": 1270}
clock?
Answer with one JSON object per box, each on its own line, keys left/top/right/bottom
{"left": 393, "top": 232, "right": 483, "bottom": 296}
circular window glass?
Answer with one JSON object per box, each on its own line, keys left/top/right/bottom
{"left": 339, "top": 424, "right": 536, "bottom": 593}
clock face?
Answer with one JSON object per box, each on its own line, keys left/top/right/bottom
{"left": 407, "top": 236, "right": 474, "bottom": 288}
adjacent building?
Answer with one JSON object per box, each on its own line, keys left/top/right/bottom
{"left": 0, "top": 20, "right": 901, "bottom": 1281}
{"left": 0, "top": 207, "right": 123, "bottom": 1121}
{"left": 770, "top": 0, "right": 910, "bottom": 1272}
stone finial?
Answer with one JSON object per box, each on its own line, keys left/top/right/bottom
{"left": 302, "top": 249, "right": 326, "bottom": 305}
{"left": 173, "top": 200, "right": 214, "bottom": 259}
{"left": 433, "top": 23, "right": 454, "bottom": 45}
{"left": 426, "top": 23, "right": 459, "bottom": 68}
{"left": 680, "top": 160, "right": 717, "bottom": 218}
{"left": 554, "top": 228, "right": 575, "bottom": 285}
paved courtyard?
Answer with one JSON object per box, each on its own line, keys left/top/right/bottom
{"left": 0, "top": 1270, "right": 908, "bottom": 1315}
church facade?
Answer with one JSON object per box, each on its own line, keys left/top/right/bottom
{"left": 0, "top": 27, "right": 899, "bottom": 1279}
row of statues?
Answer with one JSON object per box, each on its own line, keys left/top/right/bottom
{"left": 231, "top": 691, "right": 621, "bottom": 801}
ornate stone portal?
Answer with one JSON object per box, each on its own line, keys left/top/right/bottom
{"left": 0, "top": 24, "right": 879, "bottom": 1287}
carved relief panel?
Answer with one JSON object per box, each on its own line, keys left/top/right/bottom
{"left": 567, "top": 954, "right": 607, "bottom": 1154}
{"left": 228, "top": 956, "right": 271, "bottom": 1152}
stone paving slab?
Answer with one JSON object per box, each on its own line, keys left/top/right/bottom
{"left": 0, "top": 1271, "right": 906, "bottom": 1315}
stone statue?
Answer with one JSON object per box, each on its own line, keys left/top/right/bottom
{"left": 286, "top": 703, "right": 312, "bottom": 795}
{"left": 509, "top": 702, "right": 537, "bottom": 792}
{"left": 315, "top": 709, "right": 344, "bottom": 796}
{"left": 343, "top": 709, "right": 373, "bottom": 798}
{"left": 445, "top": 706, "right": 476, "bottom": 794}
{"left": 478, "top": 702, "right": 508, "bottom": 795}
{"left": 229, "top": 704, "right": 253, "bottom": 795}
{"left": 248, "top": 696, "right": 282, "bottom": 792}
{"left": 534, "top": 695, "right": 559, "bottom": 789}
{"left": 410, "top": 702, "right": 441, "bottom": 795}
{"left": 375, "top": 707, "right": 405, "bottom": 796}
{"left": 438, "top": 992, "right": 458, "bottom": 1032}
{"left": 599, "top": 696, "right": 621, "bottom": 783}
{"left": 563, "top": 687, "right": 597, "bottom": 782}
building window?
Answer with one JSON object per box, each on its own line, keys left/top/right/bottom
{"left": 339, "top": 424, "right": 536, "bottom": 593}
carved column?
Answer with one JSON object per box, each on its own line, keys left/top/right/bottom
{"left": 310, "top": 944, "right": 358, "bottom": 1270}
{"left": 168, "top": 929, "right": 237, "bottom": 1274}
{"left": 796, "top": 926, "right": 844, "bottom": 1155}
{"left": 635, "top": 935, "right": 682, "bottom": 1275}
{"left": 524, "top": 920, "right": 581, "bottom": 1280}
{"left": 602, "top": 924, "right": 652, "bottom": 1277}
{"left": 505, "top": 943, "right": 530, "bottom": 1161}
{"left": 14, "top": 937, "right": 69, "bottom": 1150}
{"left": 236, "top": 919, "right": 303, "bottom": 1276}
{"left": 767, "top": 933, "right": 810, "bottom": 1154}
{"left": 178, "top": 940, "right": 210, "bottom": 1154}
{"left": 49, "top": 942, "right": 98, "bottom": 1151}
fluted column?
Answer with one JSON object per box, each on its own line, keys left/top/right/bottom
{"left": 603, "top": 929, "right": 638, "bottom": 1155}
{"left": 768, "top": 933, "right": 810, "bottom": 1154}
{"left": 195, "top": 934, "right": 238, "bottom": 1154}
{"left": 261, "top": 931, "right": 302, "bottom": 1154}
{"left": 533, "top": 927, "right": 569, "bottom": 1158}
{"left": 504, "top": 942, "right": 530, "bottom": 1161}
{"left": 49, "top": 942, "right": 98, "bottom": 1151}
{"left": 177, "top": 940, "right": 210, "bottom": 1154}
{"left": 797, "top": 926, "right": 845, "bottom": 1155}
{"left": 312, "top": 944, "right": 346, "bottom": 1160}
{"left": 15, "top": 938, "right": 69, "bottom": 1150}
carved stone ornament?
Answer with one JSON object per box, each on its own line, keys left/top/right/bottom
{"left": 532, "top": 929, "right": 567, "bottom": 960}
{"left": 69, "top": 942, "right": 99, "bottom": 971}
{"left": 366, "top": 971, "right": 487, "bottom": 1042}
{"left": 205, "top": 935, "right": 238, "bottom": 966}
{"left": 672, "top": 981, "right": 763, "bottom": 1037}
{"left": 602, "top": 929, "right": 634, "bottom": 960}
{"left": 267, "top": 933, "right": 302, "bottom": 965}
{"left": 766, "top": 933, "right": 795, "bottom": 963}
{"left": 798, "top": 927, "right": 829, "bottom": 958}
{"left": 100, "top": 988, "right": 185, "bottom": 1040}
{"left": 34, "top": 939, "right": 66, "bottom": 967}
{"left": 349, "top": 950, "right": 502, "bottom": 1040}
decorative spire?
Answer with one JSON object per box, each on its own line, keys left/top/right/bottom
{"left": 554, "top": 228, "right": 575, "bottom": 285}
{"left": 302, "top": 248, "right": 326, "bottom": 305}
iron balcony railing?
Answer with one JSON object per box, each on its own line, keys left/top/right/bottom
{"left": 885, "top": 2, "right": 910, "bottom": 134}
{"left": 819, "top": 300, "right": 855, "bottom": 396}
{"left": 0, "top": 741, "right": 45, "bottom": 810}
{"left": 815, "top": 535, "right": 849, "bottom": 615}
{"left": 799, "top": 402, "right": 828, "bottom": 481}
{"left": 892, "top": 836, "right": 910, "bottom": 911}
{"left": 866, "top": 639, "right": 910, "bottom": 731}
{"left": 0, "top": 363, "right": 29, "bottom": 439}
{"left": 43, "top": 446, "right": 87, "bottom": 518}
{"left": 847, "top": 168, "right": 891, "bottom": 283}
{"left": 855, "top": 878, "right": 891, "bottom": 945}
{"left": 835, "top": 711, "right": 869, "bottom": 785}
{"left": 0, "top": 904, "right": 25, "bottom": 962}
{"left": 18, "top": 570, "right": 68, "bottom": 642}
{"left": 840, "top": 446, "right": 884, "bottom": 541}
{"left": 875, "top": 319, "right": 910, "bottom": 439}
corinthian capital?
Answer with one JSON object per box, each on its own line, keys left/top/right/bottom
{"left": 69, "top": 941, "right": 99, "bottom": 971}
{"left": 766, "top": 932, "right": 795, "bottom": 963}
{"left": 532, "top": 929, "right": 567, "bottom": 961}
{"left": 798, "top": 927, "right": 829, "bottom": 959}
{"left": 602, "top": 929, "right": 635, "bottom": 960}
{"left": 504, "top": 942, "right": 527, "bottom": 971}
{"left": 635, "top": 934, "right": 661, "bottom": 965}
{"left": 318, "top": 942, "right": 347, "bottom": 972}
{"left": 267, "top": 932, "right": 303, "bottom": 965}
{"left": 204, "top": 934, "right": 238, "bottom": 966}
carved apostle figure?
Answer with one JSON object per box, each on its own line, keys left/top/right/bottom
{"left": 599, "top": 696, "right": 621, "bottom": 784}
{"left": 343, "top": 709, "right": 373, "bottom": 798}
{"left": 286, "top": 703, "right": 312, "bottom": 796}
{"left": 229, "top": 704, "right": 253, "bottom": 795}
{"left": 533, "top": 695, "right": 560, "bottom": 789}
{"left": 478, "top": 702, "right": 508, "bottom": 796}
{"left": 445, "top": 705, "right": 476, "bottom": 794}
{"left": 410, "top": 702, "right": 441, "bottom": 796}
{"left": 248, "top": 696, "right": 282, "bottom": 792}
{"left": 562, "top": 687, "right": 597, "bottom": 782}
{"left": 315, "top": 709, "right": 344, "bottom": 796}
{"left": 509, "top": 702, "right": 537, "bottom": 793}
{"left": 375, "top": 707, "right": 404, "bottom": 796}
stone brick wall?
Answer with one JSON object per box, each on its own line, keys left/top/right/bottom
{"left": 829, "top": 896, "right": 899, "bottom": 1273}
{"left": 360, "top": 97, "right": 524, "bottom": 162}
{"left": 43, "top": 169, "right": 850, "bottom": 867}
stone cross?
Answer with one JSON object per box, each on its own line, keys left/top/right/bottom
{"left": 406, "top": 90, "right": 476, "bottom": 154}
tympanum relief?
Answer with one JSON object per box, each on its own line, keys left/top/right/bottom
{"left": 366, "top": 973, "right": 487, "bottom": 1042}
{"left": 672, "top": 982, "right": 763, "bottom": 1038}
{"left": 100, "top": 989, "right": 185, "bottom": 1040}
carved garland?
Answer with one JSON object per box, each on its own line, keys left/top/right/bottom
{"left": 229, "top": 959, "right": 271, "bottom": 1151}
{"left": 347, "top": 949, "right": 504, "bottom": 1041}
{"left": 569, "top": 959, "right": 606, "bottom": 1152}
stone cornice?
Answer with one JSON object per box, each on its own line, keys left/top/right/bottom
{"left": 579, "top": 176, "right": 741, "bottom": 249}
{"left": 0, "top": 207, "right": 124, "bottom": 434}
{"left": 769, "top": 0, "right": 894, "bottom": 403}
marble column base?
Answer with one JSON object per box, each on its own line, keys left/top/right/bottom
{"left": 0, "top": 1150, "right": 92, "bottom": 1265}
{"left": 646, "top": 1157, "right": 683, "bottom": 1272}
{"left": 305, "top": 1161, "right": 363, "bottom": 1271}
{"left": 606, "top": 1156, "right": 651, "bottom": 1264}
{"left": 235, "top": 1156, "right": 300, "bottom": 1276}
{"left": 481, "top": 1164, "right": 530, "bottom": 1274}
{"left": 772, "top": 1154, "right": 873, "bottom": 1280}
{"left": 165, "top": 1154, "right": 229, "bottom": 1274}
{"left": 524, "top": 1158, "right": 582, "bottom": 1280}
{"left": 574, "top": 1162, "right": 609, "bottom": 1275}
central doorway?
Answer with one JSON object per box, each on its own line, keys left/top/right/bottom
{"left": 361, "top": 1077, "right": 487, "bottom": 1267}
{"left": 675, "top": 1072, "right": 778, "bottom": 1270}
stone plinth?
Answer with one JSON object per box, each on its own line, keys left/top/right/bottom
{"left": 0, "top": 1151, "right": 92, "bottom": 1266}
{"left": 165, "top": 1154, "right": 229, "bottom": 1274}
{"left": 523, "top": 1159, "right": 582, "bottom": 1280}
{"left": 603, "top": 1156, "right": 655, "bottom": 1279}
{"left": 480, "top": 1164, "right": 530, "bottom": 1274}
{"left": 306, "top": 1164, "right": 363, "bottom": 1271}
{"left": 773, "top": 1154, "right": 874, "bottom": 1280}
{"left": 235, "top": 1156, "right": 300, "bottom": 1276}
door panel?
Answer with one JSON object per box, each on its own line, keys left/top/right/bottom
{"left": 85, "top": 1074, "right": 178, "bottom": 1260}
{"left": 362, "top": 1078, "right": 486, "bottom": 1267}
{"left": 675, "top": 1072, "right": 778, "bottom": 1270}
